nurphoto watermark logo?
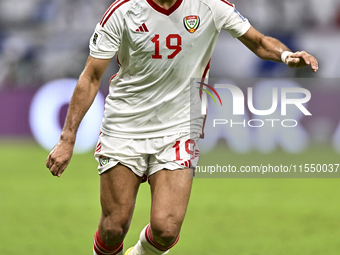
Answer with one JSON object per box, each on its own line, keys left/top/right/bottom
{"left": 197, "top": 81, "right": 311, "bottom": 128}
{"left": 191, "top": 78, "right": 340, "bottom": 178}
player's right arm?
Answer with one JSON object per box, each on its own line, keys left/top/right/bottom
{"left": 238, "top": 26, "right": 318, "bottom": 72}
{"left": 46, "top": 56, "right": 111, "bottom": 177}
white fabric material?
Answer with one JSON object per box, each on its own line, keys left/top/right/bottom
{"left": 281, "top": 51, "right": 293, "bottom": 65}
{"left": 94, "top": 132, "right": 200, "bottom": 176}
{"left": 90, "top": 0, "right": 250, "bottom": 139}
{"left": 128, "top": 226, "right": 169, "bottom": 255}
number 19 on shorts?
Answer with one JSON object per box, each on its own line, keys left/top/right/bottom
{"left": 173, "top": 139, "right": 195, "bottom": 161}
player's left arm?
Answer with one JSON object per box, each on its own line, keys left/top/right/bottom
{"left": 238, "top": 26, "right": 318, "bottom": 73}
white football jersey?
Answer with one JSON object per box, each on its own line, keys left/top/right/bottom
{"left": 89, "top": 0, "right": 250, "bottom": 138}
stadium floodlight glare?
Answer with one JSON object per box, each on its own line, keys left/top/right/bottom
{"left": 29, "top": 78, "right": 104, "bottom": 153}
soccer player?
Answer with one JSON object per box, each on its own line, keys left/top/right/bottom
{"left": 45, "top": 0, "right": 318, "bottom": 254}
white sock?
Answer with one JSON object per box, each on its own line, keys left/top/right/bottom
{"left": 128, "top": 224, "right": 178, "bottom": 255}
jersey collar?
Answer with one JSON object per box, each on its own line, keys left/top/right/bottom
{"left": 146, "top": 0, "right": 183, "bottom": 16}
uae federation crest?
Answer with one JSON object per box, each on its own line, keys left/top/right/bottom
{"left": 183, "top": 15, "right": 200, "bottom": 34}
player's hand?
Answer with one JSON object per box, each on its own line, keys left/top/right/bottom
{"left": 286, "top": 51, "right": 318, "bottom": 73}
{"left": 46, "top": 139, "right": 74, "bottom": 177}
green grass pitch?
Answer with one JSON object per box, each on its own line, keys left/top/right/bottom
{"left": 1, "top": 142, "right": 340, "bottom": 254}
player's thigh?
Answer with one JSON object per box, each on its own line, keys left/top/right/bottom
{"left": 100, "top": 163, "right": 142, "bottom": 223}
{"left": 149, "top": 168, "right": 193, "bottom": 233}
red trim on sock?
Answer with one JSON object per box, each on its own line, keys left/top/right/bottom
{"left": 145, "top": 224, "right": 179, "bottom": 252}
{"left": 93, "top": 230, "right": 124, "bottom": 255}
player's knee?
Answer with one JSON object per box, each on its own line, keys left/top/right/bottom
{"left": 100, "top": 214, "right": 131, "bottom": 243}
{"left": 151, "top": 226, "right": 179, "bottom": 247}
{"left": 150, "top": 217, "right": 181, "bottom": 247}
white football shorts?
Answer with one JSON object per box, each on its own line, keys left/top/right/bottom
{"left": 94, "top": 132, "right": 200, "bottom": 177}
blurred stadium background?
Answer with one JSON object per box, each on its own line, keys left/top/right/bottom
{"left": 1, "top": 0, "right": 340, "bottom": 254}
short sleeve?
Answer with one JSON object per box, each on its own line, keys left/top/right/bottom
{"left": 211, "top": 0, "right": 251, "bottom": 38}
{"left": 89, "top": 14, "right": 123, "bottom": 59}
